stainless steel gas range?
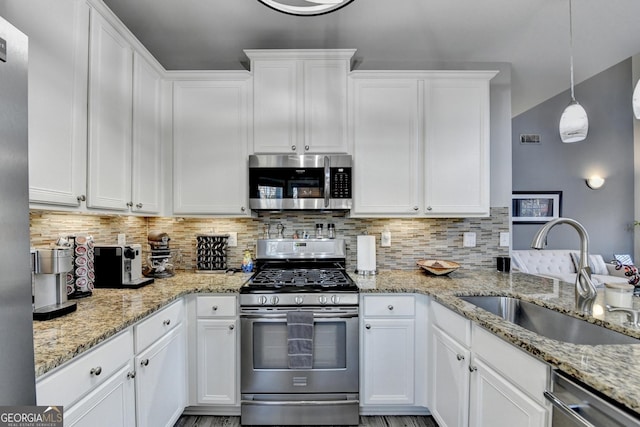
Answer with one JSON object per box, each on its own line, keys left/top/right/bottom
{"left": 240, "top": 238, "right": 359, "bottom": 426}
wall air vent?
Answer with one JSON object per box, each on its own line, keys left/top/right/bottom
{"left": 520, "top": 134, "right": 541, "bottom": 144}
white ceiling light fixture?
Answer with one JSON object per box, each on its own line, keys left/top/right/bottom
{"left": 559, "top": 0, "right": 589, "bottom": 143}
{"left": 633, "top": 80, "right": 640, "bottom": 119}
{"left": 257, "top": 0, "right": 355, "bottom": 16}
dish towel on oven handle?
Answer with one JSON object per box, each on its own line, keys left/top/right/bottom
{"left": 287, "top": 311, "right": 314, "bottom": 369}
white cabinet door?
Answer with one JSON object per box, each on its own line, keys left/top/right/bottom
{"left": 135, "top": 324, "right": 186, "bottom": 427}
{"left": 424, "top": 77, "right": 491, "bottom": 217}
{"left": 173, "top": 79, "right": 250, "bottom": 215}
{"left": 361, "top": 318, "right": 415, "bottom": 405}
{"left": 131, "top": 52, "right": 162, "bottom": 214}
{"left": 87, "top": 9, "right": 133, "bottom": 211}
{"left": 196, "top": 318, "right": 238, "bottom": 405}
{"left": 65, "top": 362, "right": 136, "bottom": 427}
{"left": 431, "top": 326, "right": 470, "bottom": 427}
{"left": 4, "top": 0, "right": 89, "bottom": 207}
{"left": 469, "top": 358, "right": 548, "bottom": 427}
{"left": 352, "top": 78, "right": 421, "bottom": 215}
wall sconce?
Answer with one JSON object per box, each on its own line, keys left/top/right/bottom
{"left": 586, "top": 176, "right": 605, "bottom": 190}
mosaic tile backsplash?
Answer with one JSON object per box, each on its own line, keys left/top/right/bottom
{"left": 30, "top": 208, "right": 509, "bottom": 272}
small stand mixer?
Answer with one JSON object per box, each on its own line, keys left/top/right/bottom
{"left": 143, "top": 232, "right": 180, "bottom": 278}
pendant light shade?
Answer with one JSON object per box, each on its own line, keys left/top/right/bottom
{"left": 559, "top": 0, "right": 588, "bottom": 143}
{"left": 633, "top": 80, "right": 640, "bottom": 119}
{"left": 559, "top": 100, "right": 589, "bottom": 143}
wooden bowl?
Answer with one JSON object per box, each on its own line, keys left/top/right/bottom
{"left": 417, "top": 259, "right": 460, "bottom": 276}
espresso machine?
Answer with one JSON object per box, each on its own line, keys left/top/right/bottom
{"left": 31, "top": 247, "right": 77, "bottom": 320}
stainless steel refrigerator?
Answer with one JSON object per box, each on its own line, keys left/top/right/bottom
{"left": 0, "top": 14, "right": 36, "bottom": 404}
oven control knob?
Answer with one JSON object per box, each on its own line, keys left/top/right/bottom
{"left": 331, "top": 295, "right": 340, "bottom": 304}
{"left": 258, "top": 296, "right": 268, "bottom": 305}
{"left": 270, "top": 296, "right": 279, "bottom": 305}
{"left": 294, "top": 296, "right": 304, "bottom": 305}
{"left": 318, "top": 295, "right": 328, "bottom": 305}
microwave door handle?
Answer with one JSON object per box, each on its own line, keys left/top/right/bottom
{"left": 324, "top": 156, "right": 330, "bottom": 208}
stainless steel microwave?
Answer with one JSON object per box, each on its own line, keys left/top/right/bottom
{"left": 249, "top": 154, "right": 352, "bottom": 211}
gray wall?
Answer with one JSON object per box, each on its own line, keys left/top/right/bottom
{"left": 512, "top": 59, "right": 634, "bottom": 260}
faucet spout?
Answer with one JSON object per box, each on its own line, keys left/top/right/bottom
{"left": 530, "top": 217, "right": 598, "bottom": 313}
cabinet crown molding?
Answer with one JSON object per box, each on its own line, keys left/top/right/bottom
{"left": 244, "top": 48, "right": 357, "bottom": 62}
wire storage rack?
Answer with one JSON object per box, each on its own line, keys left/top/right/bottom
{"left": 195, "top": 234, "right": 229, "bottom": 273}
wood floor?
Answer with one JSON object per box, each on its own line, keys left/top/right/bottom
{"left": 174, "top": 415, "right": 439, "bottom": 427}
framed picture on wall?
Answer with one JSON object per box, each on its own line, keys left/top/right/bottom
{"left": 512, "top": 191, "right": 562, "bottom": 223}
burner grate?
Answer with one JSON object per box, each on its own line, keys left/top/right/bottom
{"left": 250, "top": 268, "right": 351, "bottom": 287}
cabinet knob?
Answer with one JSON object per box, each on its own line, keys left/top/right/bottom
{"left": 413, "top": 206, "right": 419, "bottom": 211}
{"left": 241, "top": 206, "right": 246, "bottom": 212}
{"left": 469, "top": 365, "right": 477, "bottom": 372}
{"left": 77, "top": 195, "right": 86, "bottom": 202}
{"left": 426, "top": 206, "right": 433, "bottom": 211}
{"left": 90, "top": 366, "right": 102, "bottom": 376}
{"left": 291, "top": 145, "right": 297, "bottom": 151}
{"left": 127, "top": 371, "right": 136, "bottom": 380}
{"left": 141, "top": 359, "right": 149, "bottom": 367}
{"left": 388, "top": 305, "right": 394, "bottom": 311}
{"left": 212, "top": 305, "right": 218, "bottom": 311}
{"left": 456, "top": 354, "right": 465, "bottom": 361}
{"left": 365, "top": 324, "right": 371, "bottom": 329}
{"left": 126, "top": 201, "right": 133, "bottom": 208}
{"left": 304, "top": 145, "right": 310, "bottom": 151}
{"left": 136, "top": 203, "right": 143, "bottom": 209}
{"left": 229, "top": 324, "right": 235, "bottom": 330}
{"left": 163, "top": 319, "right": 171, "bottom": 326}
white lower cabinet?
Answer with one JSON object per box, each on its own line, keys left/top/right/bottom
{"left": 361, "top": 294, "right": 428, "bottom": 412}
{"left": 135, "top": 324, "right": 186, "bottom": 427}
{"left": 64, "top": 362, "right": 136, "bottom": 427}
{"left": 429, "top": 301, "right": 550, "bottom": 427}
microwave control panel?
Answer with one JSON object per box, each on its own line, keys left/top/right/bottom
{"left": 331, "top": 168, "right": 351, "bottom": 199}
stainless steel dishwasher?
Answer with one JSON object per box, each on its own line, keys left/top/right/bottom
{"left": 545, "top": 370, "right": 640, "bottom": 426}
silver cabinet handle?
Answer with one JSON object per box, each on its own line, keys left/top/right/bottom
{"left": 77, "top": 195, "right": 86, "bottom": 202}
{"left": 212, "top": 305, "right": 218, "bottom": 311}
{"left": 163, "top": 319, "right": 171, "bottom": 326}
{"left": 90, "top": 366, "right": 102, "bottom": 376}
{"left": 136, "top": 203, "right": 143, "bottom": 209}
{"left": 426, "top": 206, "right": 433, "bottom": 211}
{"left": 469, "top": 365, "right": 477, "bottom": 372}
{"left": 388, "top": 305, "right": 394, "bottom": 311}
{"left": 291, "top": 145, "right": 297, "bottom": 151}
{"left": 365, "top": 324, "right": 371, "bottom": 329}
{"left": 229, "top": 324, "right": 235, "bottom": 330}
{"left": 304, "top": 145, "right": 310, "bottom": 151}
{"left": 456, "top": 354, "right": 465, "bottom": 361}
{"left": 127, "top": 371, "right": 136, "bottom": 380}
{"left": 241, "top": 206, "right": 246, "bottom": 212}
{"left": 413, "top": 206, "right": 419, "bottom": 211}
{"left": 126, "top": 201, "right": 133, "bottom": 207}
{"left": 140, "top": 359, "right": 149, "bottom": 367}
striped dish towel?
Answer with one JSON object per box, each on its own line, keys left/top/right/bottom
{"left": 286, "top": 311, "right": 314, "bottom": 369}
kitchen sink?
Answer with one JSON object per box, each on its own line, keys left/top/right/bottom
{"left": 458, "top": 296, "right": 640, "bottom": 345}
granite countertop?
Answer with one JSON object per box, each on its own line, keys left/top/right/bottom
{"left": 33, "top": 268, "right": 640, "bottom": 416}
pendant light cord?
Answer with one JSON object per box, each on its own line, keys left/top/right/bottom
{"left": 569, "top": 0, "right": 576, "bottom": 102}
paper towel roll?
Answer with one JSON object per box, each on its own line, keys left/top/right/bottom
{"left": 357, "top": 235, "right": 376, "bottom": 273}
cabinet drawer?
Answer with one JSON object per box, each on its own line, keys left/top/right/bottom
{"left": 37, "top": 328, "right": 133, "bottom": 408}
{"left": 472, "top": 324, "right": 549, "bottom": 405}
{"left": 363, "top": 295, "right": 415, "bottom": 317}
{"left": 196, "top": 295, "right": 237, "bottom": 318}
{"left": 135, "top": 299, "right": 184, "bottom": 353}
{"left": 432, "top": 300, "right": 471, "bottom": 347}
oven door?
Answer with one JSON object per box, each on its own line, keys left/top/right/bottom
{"left": 240, "top": 306, "right": 359, "bottom": 395}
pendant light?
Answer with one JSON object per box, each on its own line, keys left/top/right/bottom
{"left": 559, "top": 0, "right": 589, "bottom": 143}
{"left": 257, "top": 0, "right": 355, "bottom": 16}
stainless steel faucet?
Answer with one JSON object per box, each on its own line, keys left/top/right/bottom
{"left": 531, "top": 217, "right": 598, "bottom": 313}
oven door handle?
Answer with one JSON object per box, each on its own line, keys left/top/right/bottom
{"left": 239, "top": 312, "right": 358, "bottom": 319}
{"left": 241, "top": 399, "right": 358, "bottom": 406}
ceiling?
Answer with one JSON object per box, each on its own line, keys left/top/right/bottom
{"left": 102, "top": 0, "right": 640, "bottom": 116}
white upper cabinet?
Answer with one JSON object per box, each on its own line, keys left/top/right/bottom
{"left": 350, "top": 71, "right": 496, "bottom": 218}
{"left": 172, "top": 76, "right": 251, "bottom": 215}
{"left": 247, "top": 49, "right": 354, "bottom": 154}
{"left": 87, "top": 9, "right": 133, "bottom": 211}
{"left": 351, "top": 77, "right": 421, "bottom": 215}
{"left": 4, "top": 0, "right": 90, "bottom": 208}
{"left": 131, "top": 52, "right": 163, "bottom": 214}
{"left": 424, "top": 76, "right": 493, "bottom": 216}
